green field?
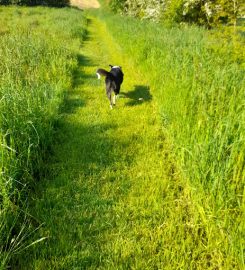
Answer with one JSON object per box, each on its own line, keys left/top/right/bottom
{"left": 0, "top": 4, "right": 244, "bottom": 270}
{"left": 0, "top": 6, "right": 87, "bottom": 268}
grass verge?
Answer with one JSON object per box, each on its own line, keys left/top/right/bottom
{"left": 0, "top": 6, "right": 87, "bottom": 268}
{"left": 91, "top": 9, "right": 245, "bottom": 269}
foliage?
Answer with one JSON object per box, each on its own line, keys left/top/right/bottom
{"left": 163, "top": 0, "right": 184, "bottom": 23}
{"left": 109, "top": 0, "right": 126, "bottom": 13}
{"left": 181, "top": 0, "right": 245, "bottom": 26}
{"left": 108, "top": 0, "right": 245, "bottom": 26}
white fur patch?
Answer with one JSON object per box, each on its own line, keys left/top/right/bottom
{"left": 96, "top": 72, "right": 101, "bottom": 79}
{"left": 113, "top": 95, "right": 116, "bottom": 105}
{"left": 112, "top": 66, "right": 120, "bottom": 69}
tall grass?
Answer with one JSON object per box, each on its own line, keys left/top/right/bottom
{"left": 94, "top": 11, "right": 245, "bottom": 268}
{"left": 0, "top": 6, "right": 86, "bottom": 268}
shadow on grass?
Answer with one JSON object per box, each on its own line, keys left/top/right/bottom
{"left": 122, "top": 85, "right": 152, "bottom": 106}
{"left": 62, "top": 96, "right": 86, "bottom": 114}
{"left": 77, "top": 54, "right": 97, "bottom": 68}
{"left": 72, "top": 54, "right": 98, "bottom": 87}
{"left": 21, "top": 118, "right": 135, "bottom": 268}
{"left": 14, "top": 66, "right": 135, "bottom": 270}
{"left": 14, "top": 103, "right": 135, "bottom": 268}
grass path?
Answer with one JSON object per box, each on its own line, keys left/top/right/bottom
{"left": 21, "top": 17, "right": 169, "bottom": 269}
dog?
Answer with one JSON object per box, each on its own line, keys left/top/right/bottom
{"left": 96, "top": 65, "right": 124, "bottom": 109}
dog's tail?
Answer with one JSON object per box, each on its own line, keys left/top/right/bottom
{"left": 96, "top": 68, "right": 110, "bottom": 79}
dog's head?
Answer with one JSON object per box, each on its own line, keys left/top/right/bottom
{"left": 109, "top": 64, "right": 122, "bottom": 70}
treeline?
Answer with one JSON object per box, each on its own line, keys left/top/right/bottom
{"left": 0, "top": 0, "right": 69, "bottom": 7}
{"left": 109, "top": 0, "right": 245, "bottom": 27}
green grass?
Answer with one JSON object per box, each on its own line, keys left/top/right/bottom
{"left": 91, "top": 10, "right": 245, "bottom": 268}
{"left": 1, "top": 5, "right": 244, "bottom": 270}
{"left": 12, "top": 11, "right": 244, "bottom": 270}
{"left": 0, "top": 6, "right": 87, "bottom": 269}
{"left": 12, "top": 16, "right": 174, "bottom": 269}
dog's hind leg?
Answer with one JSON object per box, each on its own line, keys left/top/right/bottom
{"left": 106, "top": 90, "right": 113, "bottom": 109}
{"left": 113, "top": 87, "right": 120, "bottom": 105}
{"left": 109, "top": 94, "right": 113, "bottom": 109}
{"left": 112, "top": 94, "right": 116, "bottom": 106}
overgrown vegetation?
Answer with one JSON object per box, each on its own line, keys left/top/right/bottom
{"left": 109, "top": 0, "right": 245, "bottom": 27}
{"left": 0, "top": 7, "right": 86, "bottom": 268}
{"left": 1, "top": 2, "right": 244, "bottom": 269}
{"left": 93, "top": 9, "right": 245, "bottom": 268}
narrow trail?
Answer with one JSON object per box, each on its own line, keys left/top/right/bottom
{"left": 24, "top": 17, "right": 168, "bottom": 269}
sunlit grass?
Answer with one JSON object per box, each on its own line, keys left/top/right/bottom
{"left": 93, "top": 11, "right": 245, "bottom": 269}
{"left": 0, "top": 6, "right": 87, "bottom": 268}
{"left": 12, "top": 15, "right": 180, "bottom": 269}
{"left": 1, "top": 5, "right": 244, "bottom": 269}
{"left": 13, "top": 11, "right": 245, "bottom": 269}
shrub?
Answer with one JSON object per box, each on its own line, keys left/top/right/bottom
{"left": 0, "top": 0, "right": 70, "bottom": 7}
{"left": 109, "top": 0, "right": 125, "bottom": 13}
{"left": 107, "top": 0, "right": 245, "bottom": 27}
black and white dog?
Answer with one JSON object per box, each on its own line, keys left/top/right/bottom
{"left": 96, "top": 65, "right": 124, "bottom": 109}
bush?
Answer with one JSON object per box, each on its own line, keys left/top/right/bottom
{"left": 109, "top": 0, "right": 125, "bottom": 13}
{"left": 108, "top": 0, "right": 245, "bottom": 27}
{"left": 0, "top": 0, "right": 70, "bottom": 7}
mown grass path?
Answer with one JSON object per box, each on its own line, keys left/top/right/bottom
{"left": 22, "top": 17, "right": 168, "bottom": 269}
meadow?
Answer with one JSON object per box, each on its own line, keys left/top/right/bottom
{"left": 0, "top": 3, "right": 244, "bottom": 269}
{"left": 96, "top": 11, "right": 245, "bottom": 268}
{"left": 0, "top": 7, "right": 87, "bottom": 268}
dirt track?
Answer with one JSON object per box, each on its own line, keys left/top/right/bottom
{"left": 70, "top": 0, "right": 100, "bottom": 9}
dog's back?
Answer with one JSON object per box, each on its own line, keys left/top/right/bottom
{"left": 108, "top": 66, "right": 123, "bottom": 94}
{"left": 96, "top": 65, "right": 124, "bottom": 108}
{"left": 110, "top": 66, "right": 124, "bottom": 85}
